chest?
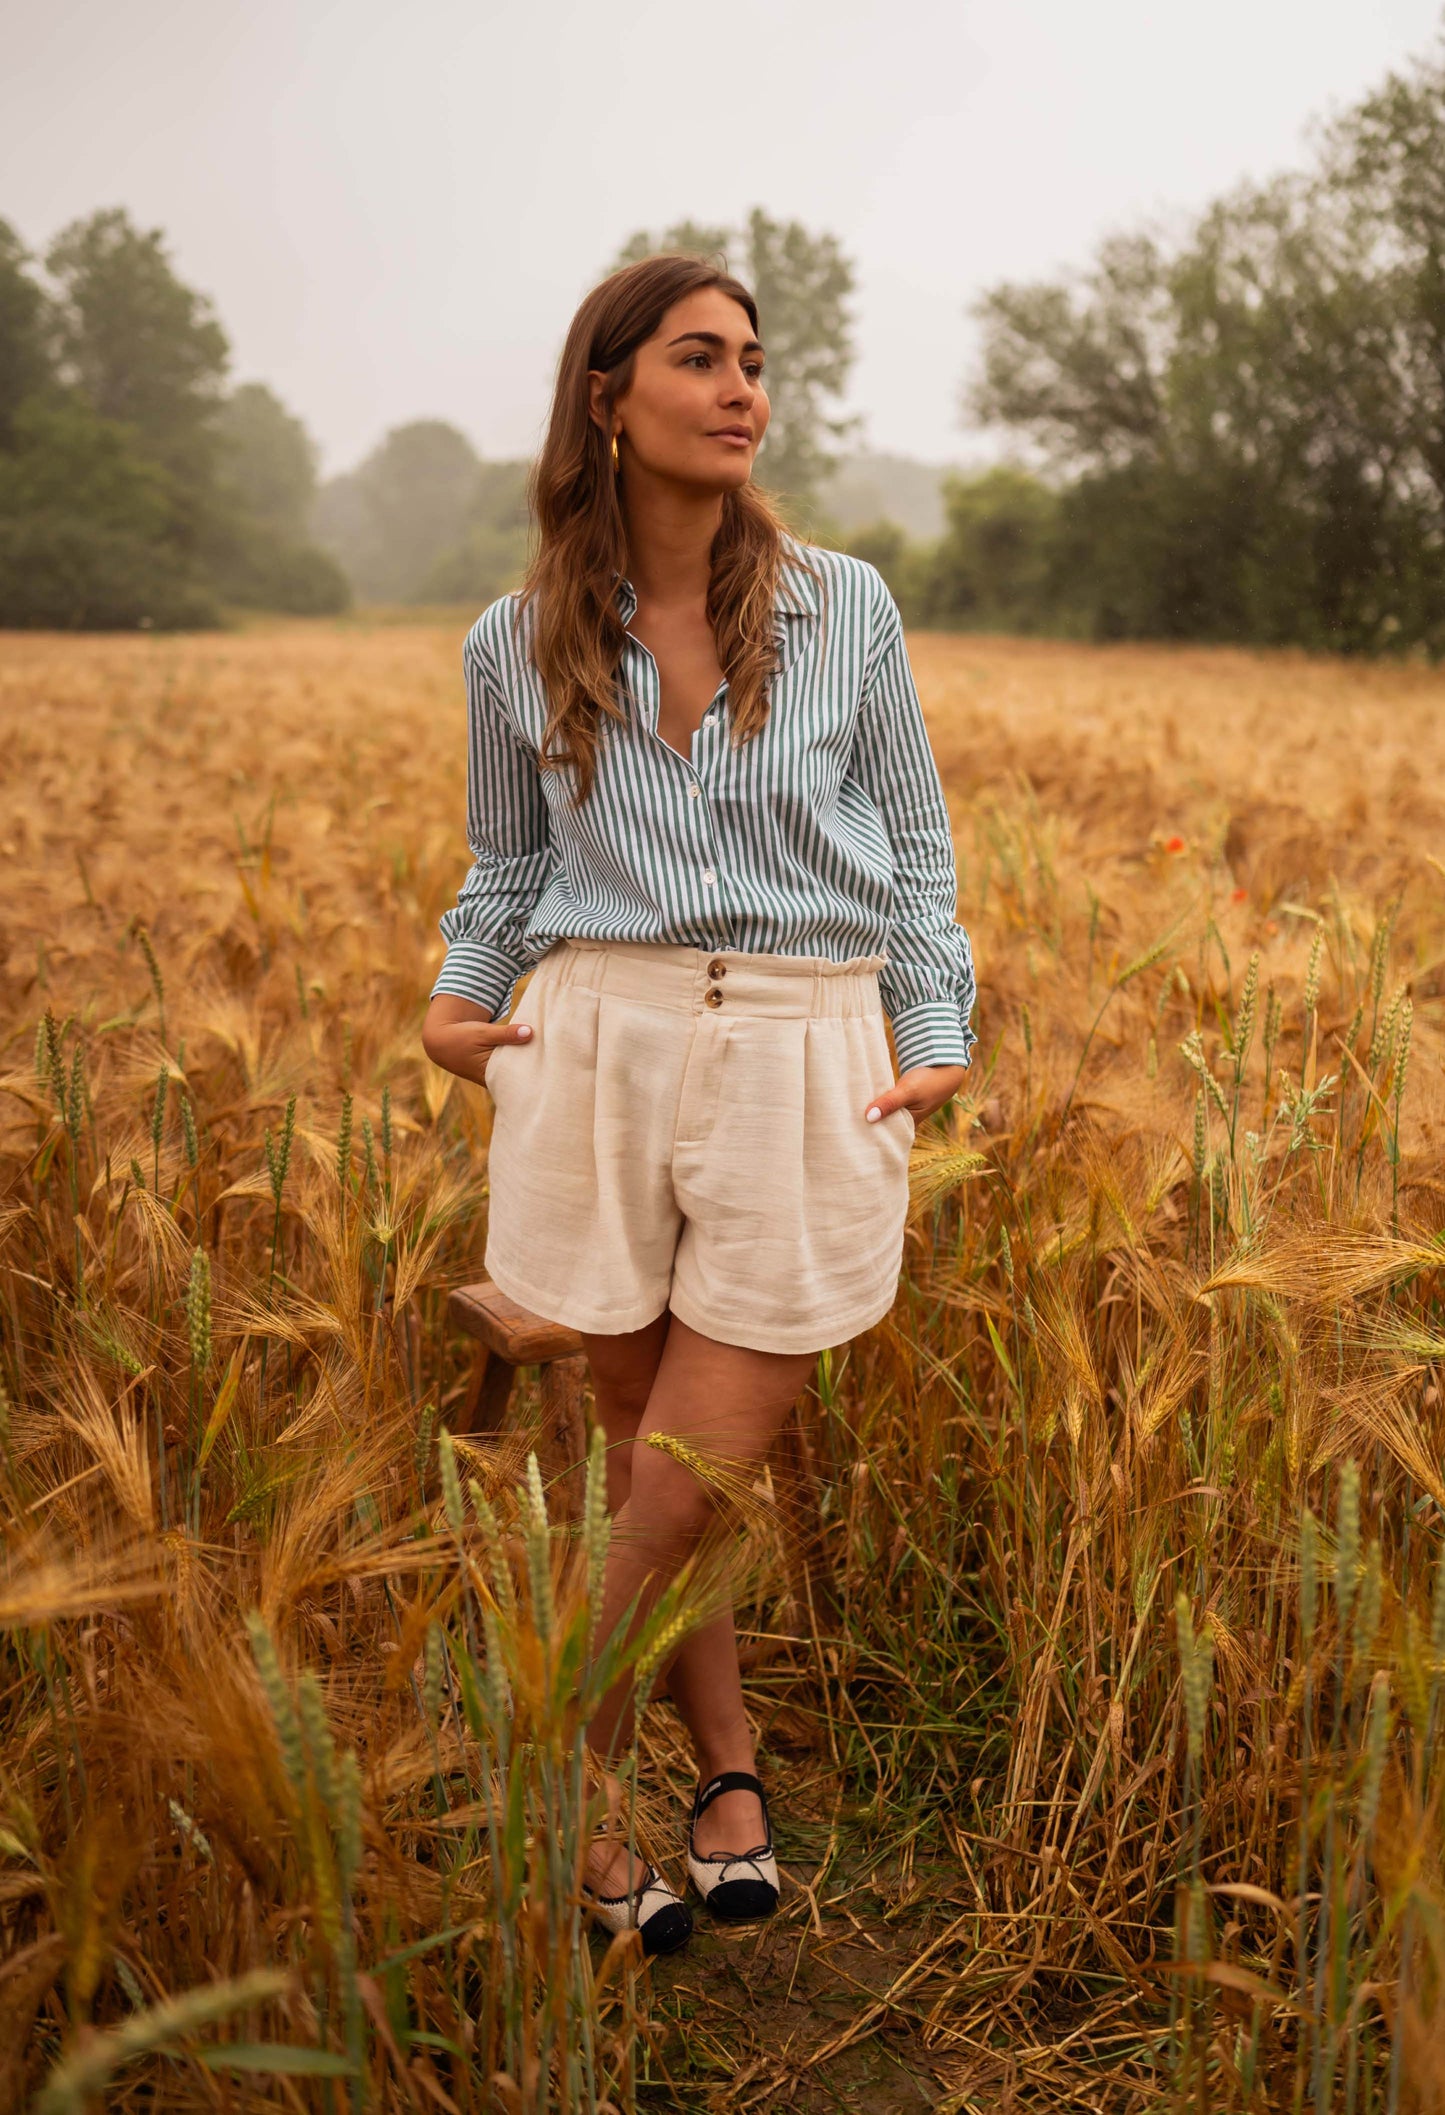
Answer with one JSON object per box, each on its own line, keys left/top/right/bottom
{"left": 625, "top": 605, "right": 725, "bottom": 762}
{"left": 502, "top": 602, "right": 866, "bottom": 797}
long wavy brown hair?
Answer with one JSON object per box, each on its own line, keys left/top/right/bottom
{"left": 520, "top": 252, "right": 814, "bottom": 806}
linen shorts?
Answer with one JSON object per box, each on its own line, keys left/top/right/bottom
{"left": 481, "top": 937, "right": 916, "bottom": 1355}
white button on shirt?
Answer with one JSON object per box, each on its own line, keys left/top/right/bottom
{"left": 432, "top": 537, "right": 977, "bottom": 1072}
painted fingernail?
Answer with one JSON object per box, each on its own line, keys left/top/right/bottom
{"left": 866, "top": 1106, "right": 881, "bottom": 1122}
{"left": 517, "top": 1025, "right": 532, "bottom": 1039}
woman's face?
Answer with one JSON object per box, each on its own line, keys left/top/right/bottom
{"left": 593, "top": 287, "right": 771, "bottom": 492}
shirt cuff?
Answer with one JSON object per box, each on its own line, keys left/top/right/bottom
{"left": 890, "top": 1001, "right": 976, "bottom": 1074}
{"left": 429, "top": 940, "right": 525, "bottom": 1020}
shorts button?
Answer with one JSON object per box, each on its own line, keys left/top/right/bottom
{"left": 704, "top": 987, "right": 724, "bottom": 1008}
{"left": 707, "top": 959, "right": 727, "bottom": 978}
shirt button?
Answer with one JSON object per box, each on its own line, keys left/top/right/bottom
{"left": 702, "top": 869, "right": 716, "bottom": 887}
{"left": 687, "top": 784, "right": 701, "bottom": 800}
{"left": 707, "top": 958, "right": 727, "bottom": 978}
{"left": 705, "top": 987, "right": 724, "bottom": 1008}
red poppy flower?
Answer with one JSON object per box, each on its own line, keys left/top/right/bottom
{"left": 1165, "top": 835, "right": 1186, "bottom": 854}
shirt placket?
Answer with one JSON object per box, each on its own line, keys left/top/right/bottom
{"left": 622, "top": 621, "right": 735, "bottom": 956}
{"left": 688, "top": 681, "right": 735, "bottom": 952}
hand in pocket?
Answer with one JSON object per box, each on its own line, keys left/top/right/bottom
{"left": 862, "top": 1063, "right": 967, "bottom": 1132}
{"left": 421, "top": 994, "right": 535, "bottom": 1089}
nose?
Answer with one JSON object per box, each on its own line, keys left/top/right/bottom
{"left": 719, "top": 364, "right": 755, "bottom": 408}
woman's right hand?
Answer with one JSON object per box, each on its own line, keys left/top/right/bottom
{"left": 421, "top": 993, "right": 533, "bottom": 1088}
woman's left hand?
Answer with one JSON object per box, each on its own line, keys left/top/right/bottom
{"left": 865, "top": 1064, "right": 969, "bottom": 1129}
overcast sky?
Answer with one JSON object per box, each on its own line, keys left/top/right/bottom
{"left": 5, "top": 0, "right": 1442, "bottom": 478}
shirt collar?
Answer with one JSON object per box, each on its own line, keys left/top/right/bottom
{"left": 773, "top": 540, "right": 824, "bottom": 622}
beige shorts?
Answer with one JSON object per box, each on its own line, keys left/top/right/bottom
{"left": 481, "top": 938, "right": 915, "bottom": 1355}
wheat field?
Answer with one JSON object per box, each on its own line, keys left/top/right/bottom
{"left": 3, "top": 616, "right": 1445, "bottom": 2112}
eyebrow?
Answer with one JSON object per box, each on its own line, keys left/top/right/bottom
{"left": 665, "top": 330, "right": 765, "bottom": 355}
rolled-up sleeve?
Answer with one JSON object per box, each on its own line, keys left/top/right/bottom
{"left": 847, "top": 574, "right": 977, "bottom": 1073}
{"left": 429, "top": 629, "right": 553, "bottom": 1020}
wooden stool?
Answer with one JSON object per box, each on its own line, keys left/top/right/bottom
{"left": 446, "top": 1279, "right": 590, "bottom": 1521}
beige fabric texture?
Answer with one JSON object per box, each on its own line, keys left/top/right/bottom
{"left": 481, "top": 937, "right": 915, "bottom": 1355}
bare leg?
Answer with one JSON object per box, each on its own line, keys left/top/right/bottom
{"left": 579, "top": 1313, "right": 815, "bottom": 1893}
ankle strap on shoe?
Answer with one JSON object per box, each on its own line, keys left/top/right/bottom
{"left": 694, "top": 1770, "right": 767, "bottom": 1819}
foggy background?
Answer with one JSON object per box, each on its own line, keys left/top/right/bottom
{"left": 5, "top": 0, "right": 1440, "bottom": 476}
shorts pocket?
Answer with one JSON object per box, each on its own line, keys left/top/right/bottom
{"left": 483, "top": 1040, "right": 511, "bottom": 1102}
{"left": 484, "top": 991, "right": 539, "bottom": 1104}
{"left": 861, "top": 1012, "right": 911, "bottom": 1139}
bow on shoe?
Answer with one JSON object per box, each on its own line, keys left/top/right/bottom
{"left": 686, "top": 1770, "right": 780, "bottom": 1921}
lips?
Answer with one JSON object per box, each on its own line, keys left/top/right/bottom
{"left": 709, "top": 428, "right": 753, "bottom": 445}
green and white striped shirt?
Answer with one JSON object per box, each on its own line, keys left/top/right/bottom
{"left": 431, "top": 539, "right": 977, "bottom": 1072}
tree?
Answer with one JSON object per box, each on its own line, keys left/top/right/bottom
{"left": 0, "top": 212, "right": 228, "bottom": 629}
{"left": 206, "top": 382, "right": 350, "bottom": 615}
{"left": 0, "top": 207, "right": 349, "bottom": 625}
{"left": 968, "top": 232, "right": 1170, "bottom": 474}
{"left": 924, "top": 468, "right": 1062, "bottom": 631}
{"left": 45, "top": 208, "right": 229, "bottom": 514}
{"left": 214, "top": 382, "right": 319, "bottom": 539}
{"left": 314, "top": 420, "right": 484, "bottom": 602}
{"left": 0, "top": 396, "right": 218, "bottom": 629}
{"left": 417, "top": 458, "right": 531, "bottom": 604}
{"left": 963, "top": 69, "right": 1445, "bottom": 655}
{"left": 0, "top": 220, "right": 51, "bottom": 445}
{"left": 611, "top": 210, "right": 857, "bottom": 502}
{"left": 1327, "top": 37, "right": 1445, "bottom": 509}
{"left": 837, "top": 516, "right": 934, "bottom": 624}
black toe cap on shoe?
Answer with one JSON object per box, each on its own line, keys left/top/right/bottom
{"left": 702, "top": 1877, "right": 779, "bottom": 1922}
{"left": 640, "top": 1901, "right": 693, "bottom": 1955}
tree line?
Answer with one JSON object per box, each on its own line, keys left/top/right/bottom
{"left": 7, "top": 28, "right": 1445, "bottom": 649}
{"left": 0, "top": 203, "right": 855, "bottom": 628}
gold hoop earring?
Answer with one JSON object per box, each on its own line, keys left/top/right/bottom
{"left": 611, "top": 434, "right": 620, "bottom": 474}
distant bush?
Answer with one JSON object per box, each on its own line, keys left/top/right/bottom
{"left": 844, "top": 469, "right": 1074, "bottom": 637}
{"left": 207, "top": 515, "right": 352, "bottom": 616}
{"left": 0, "top": 395, "right": 219, "bottom": 629}
{"left": 0, "top": 515, "right": 218, "bottom": 630}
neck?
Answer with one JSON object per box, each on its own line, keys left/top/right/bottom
{"left": 620, "top": 468, "right": 725, "bottom": 608}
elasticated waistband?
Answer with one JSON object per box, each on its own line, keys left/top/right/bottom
{"left": 539, "top": 937, "right": 887, "bottom": 1020}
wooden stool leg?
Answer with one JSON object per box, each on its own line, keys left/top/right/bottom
{"left": 535, "top": 1354, "right": 591, "bottom": 1524}
{"left": 453, "top": 1348, "right": 517, "bottom": 1439}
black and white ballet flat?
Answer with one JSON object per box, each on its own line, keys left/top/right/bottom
{"left": 686, "top": 1771, "right": 780, "bottom": 1921}
{"left": 580, "top": 1856, "right": 692, "bottom": 1956}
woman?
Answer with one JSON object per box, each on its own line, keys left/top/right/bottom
{"left": 421, "top": 253, "right": 976, "bottom": 1955}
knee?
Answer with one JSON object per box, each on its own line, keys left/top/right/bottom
{"left": 587, "top": 1377, "right": 651, "bottom": 1513}
{"left": 626, "top": 1444, "right": 719, "bottom": 1549}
